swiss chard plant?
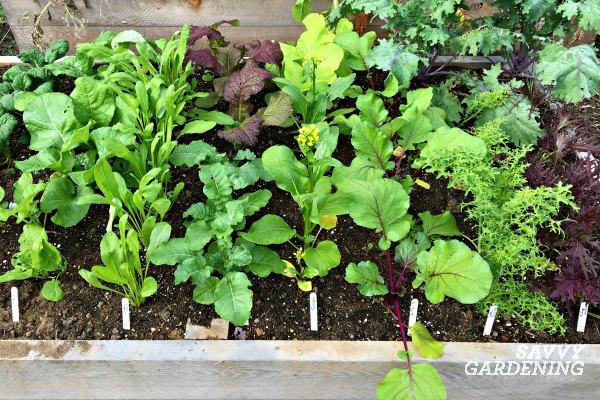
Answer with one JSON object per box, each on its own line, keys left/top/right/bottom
{"left": 331, "top": 131, "right": 492, "bottom": 399}
{"left": 244, "top": 122, "right": 344, "bottom": 291}
{"left": 149, "top": 141, "right": 283, "bottom": 325}
{"left": 79, "top": 215, "right": 169, "bottom": 306}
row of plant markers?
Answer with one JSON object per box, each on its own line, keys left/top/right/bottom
{"left": 1, "top": 1, "right": 600, "bottom": 398}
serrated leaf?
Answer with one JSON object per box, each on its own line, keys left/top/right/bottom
{"left": 345, "top": 261, "right": 388, "bottom": 296}
{"left": 536, "top": 44, "right": 600, "bottom": 104}
{"left": 413, "top": 239, "right": 492, "bottom": 304}
{"left": 217, "top": 114, "right": 262, "bottom": 147}
{"left": 368, "top": 39, "right": 420, "bottom": 90}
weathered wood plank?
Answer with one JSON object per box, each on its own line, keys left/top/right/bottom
{"left": 0, "top": 341, "right": 598, "bottom": 399}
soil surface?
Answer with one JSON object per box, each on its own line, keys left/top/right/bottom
{"left": 0, "top": 27, "right": 599, "bottom": 345}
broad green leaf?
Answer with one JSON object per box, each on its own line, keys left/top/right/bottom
{"left": 367, "top": 39, "right": 421, "bottom": 90}
{"left": 0, "top": 113, "right": 18, "bottom": 153}
{"left": 169, "top": 140, "right": 220, "bottom": 167}
{"left": 298, "top": 280, "right": 312, "bottom": 292}
{"left": 193, "top": 276, "right": 220, "bottom": 304}
{"left": 303, "top": 240, "right": 341, "bottom": 277}
{"left": 140, "top": 276, "right": 158, "bottom": 297}
{"left": 199, "top": 163, "right": 233, "bottom": 202}
{"left": 70, "top": 76, "right": 116, "bottom": 127}
{"left": 147, "top": 222, "right": 172, "bottom": 256}
{"left": 185, "top": 221, "right": 213, "bottom": 251}
{"left": 419, "top": 211, "right": 461, "bottom": 237}
{"left": 292, "top": 0, "right": 312, "bottom": 22}
{"left": 537, "top": 44, "right": 600, "bottom": 104}
{"left": 413, "top": 240, "right": 492, "bottom": 304}
{"left": 411, "top": 322, "right": 444, "bottom": 359}
{"left": 175, "top": 256, "right": 209, "bottom": 285}
{"left": 240, "top": 214, "right": 296, "bottom": 245}
{"left": 41, "top": 280, "right": 64, "bottom": 302}
{"left": 148, "top": 238, "right": 193, "bottom": 266}
{"left": 239, "top": 189, "right": 272, "bottom": 217}
{"left": 180, "top": 119, "right": 217, "bottom": 136}
{"left": 376, "top": 364, "right": 447, "bottom": 400}
{"left": 356, "top": 92, "right": 388, "bottom": 127}
{"left": 400, "top": 88, "right": 434, "bottom": 113}
{"left": 397, "top": 107, "right": 433, "bottom": 150}
{"left": 476, "top": 98, "right": 545, "bottom": 146}
{"left": 40, "top": 177, "right": 94, "bottom": 227}
{"left": 345, "top": 261, "right": 388, "bottom": 296}
{"left": 261, "top": 145, "right": 308, "bottom": 197}
{"left": 335, "top": 31, "right": 376, "bottom": 72}
{"left": 247, "top": 246, "right": 285, "bottom": 277}
{"left": 214, "top": 272, "right": 253, "bottom": 326}
{"left": 23, "top": 93, "right": 80, "bottom": 150}
{"left": 262, "top": 92, "right": 293, "bottom": 127}
{"left": 350, "top": 122, "right": 394, "bottom": 172}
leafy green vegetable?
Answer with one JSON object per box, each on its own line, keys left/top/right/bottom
{"left": 240, "top": 215, "right": 296, "bottom": 245}
{"left": 345, "top": 261, "right": 388, "bottom": 296}
{"left": 377, "top": 363, "right": 446, "bottom": 400}
{"left": 410, "top": 322, "right": 444, "bottom": 359}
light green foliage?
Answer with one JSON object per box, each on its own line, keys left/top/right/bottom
{"left": 410, "top": 322, "right": 444, "bottom": 359}
{"left": 417, "top": 120, "right": 576, "bottom": 332}
{"left": 536, "top": 44, "right": 600, "bottom": 104}
{"left": 240, "top": 215, "right": 296, "bottom": 245}
{"left": 0, "top": 173, "right": 45, "bottom": 225}
{"left": 453, "top": 26, "right": 514, "bottom": 56}
{"left": 40, "top": 176, "right": 94, "bottom": 227}
{"left": 79, "top": 216, "right": 165, "bottom": 306}
{"left": 0, "top": 224, "right": 66, "bottom": 302}
{"left": 419, "top": 211, "right": 461, "bottom": 237}
{"left": 367, "top": 39, "right": 421, "bottom": 90}
{"left": 150, "top": 144, "right": 279, "bottom": 325}
{"left": 345, "top": 261, "right": 388, "bottom": 296}
{"left": 377, "top": 362, "right": 446, "bottom": 400}
{"left": 557, "top": 0, "right": 600, "bottom": 32}
{"left": 413, "top": 239, "right": 492, "bottom": 304}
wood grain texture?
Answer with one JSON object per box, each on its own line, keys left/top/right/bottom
{"left": 0, "top": 341, "right": 598, "bottom": 399}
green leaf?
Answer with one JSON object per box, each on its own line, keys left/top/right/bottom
{"left": 397, "top": 107, "right": 433, "bottom": 151}
{"left": 193, "top": 276, "right": 220, "bottom": 304}
{"left": 185, "top": 221, "right": 213, "bottom": 251}
{"left": 23, "top": 93, "right": 80, "bottom": 151}
{"left": 536, "top": 44, "right": 600, "bottom": 104}
{"left": 148, "top": 238, "right": 193, "bottom": 266}
{"left": 557, "top": 0, "right": 600, "bottom": 32}
{"left": 214, "top": 272, "right": 253, "bottom": 326}
{"left": 292, "top": 0, "right": 312, "bottom": 22}
{"left": 140, "top": 276, "right": 158, "bottom": 298}
{"left": 376, "top": 364, "right": 447, "bottom": 400}
{"left": 356, "top": 92, "right": 388, "bottom": 127}
{"left": 419, "top": 211, "right": 461, "bottom": 237}
{"left": 335, "top": 31, "right": 376, "bottom": 72}
{"left": 261, "top": 92, "right": 293, "bottom": 127}
{"left": 247, "top": 245, "right": 285, "bottom": 277}
{"left": 239, "top": 189, "right": 272, "bottom": 217}
{"left": 175, "top": 256, "right": 209, "bottom": 285}
{"left": 44, "top": 39, "right": 69, "bottom": 64}
{"left": 240, "top": 214, "right": 296, "bottom": 245}
{"left": 413, "top": 239, "right": 492, "bottom": 304}
{"left": 180, "top": 119, "right": 217, "bottom": 136}
{"left": 147, "top": 222, "right": 172, "bottom": 257}
{"left": 414, "top": 127, "right": 487, "bottom": 169}
{"left": 261, "top": 145, "right": 309, "bottom": 197}
{"left": 350, "top": 122, "right": 393, "bottom": 172}
{"left": 368, "top": 39, "right": 421, "bottom": 90}
{"left": 0, "top": 113, "right": 18, "bottom": 153}
{"left": 345, "top": 261, "right": 388, "bottom": 296}
{"left": 70, "top": 76, "right": 116, "bottom": 127}
{"left": 169, "top": 140, "right": 220, "bottom": 167}
{"left": 40, "top": 177, "right": 94, "bottom": 227}
{"left": 303, "top": 240, "right": 341, "bottom": 277}
{"left": 411, "top": 322, "right": 444, "bottom": 359}
{"left": 476, "top": 98, "right": 545, "bottom": 146}
{"left": 199, "top": 163, "right": 233, "bottom": 202}
{"left": 41, "top": 280, "right": 64, "bottom": 302}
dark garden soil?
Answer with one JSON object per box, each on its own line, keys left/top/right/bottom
{"left": 1, "top": 115, "right": 599, "bottom": 344}
{"left": 0, "top": 24, "right": 599, "bottom": 344}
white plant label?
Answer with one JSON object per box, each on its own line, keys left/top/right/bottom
{"left": 121, "top": 298, "right": 130, "bottom": 330}
{"left": 10, "top": 287, "right": 19, "bottom": 322}
{"left": 310, "top": 292, "right": 318, "bottom": 331}
{"left": 483, "top": 305, "right": 498, "bottom": 336}
{"left": 407, "top": 299, "right": 419, "bottom": 336}
{"left": 577, "top": 302, "right": 589, "bottom": 333}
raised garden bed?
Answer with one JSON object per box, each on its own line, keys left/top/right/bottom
{"left": 1, "top": 1, "right": 600, "bottom": 399}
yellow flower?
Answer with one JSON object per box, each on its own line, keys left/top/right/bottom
{"left": 302, "top": 52, "right": 322, "bottom": 67}
{"left": 297, "top": 124, "right": 320, "bottom": 148}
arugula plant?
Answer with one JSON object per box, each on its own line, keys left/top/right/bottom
{"left": 242, "top": 122, "right": 343, "bottom": 291}
{"left": 149, "top": 141, "right": 282, "bottom": 325}
{"left": 0, "top": 39, "right": 70, "bottom": 163}
{"left": 79, "top": 215, "right": 169, "bottom": 306}
{"left": 414, "top": 119, "right": 576, "bottom": 334}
